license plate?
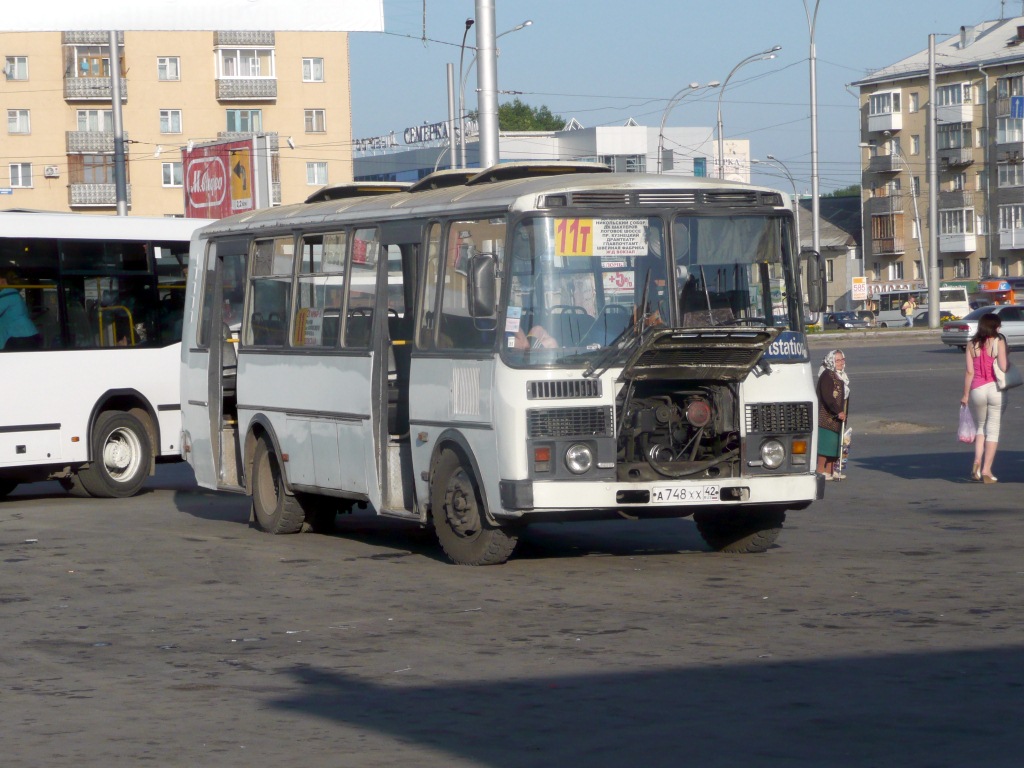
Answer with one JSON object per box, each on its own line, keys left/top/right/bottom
{"left": 650, "top": 485, "right": 720, "bottom": 504}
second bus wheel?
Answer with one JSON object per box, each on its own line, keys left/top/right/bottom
{"left": 430, "top": 449, "right": 518, "bottom": 566}
{"left": 76, "top": 411, "right": 153, "bottom": 498}
{"left": 251, "top": 437, "right": 305, "bottom": 534}
{"left": 693, "top": 508, "right": 786, "bottom": 554}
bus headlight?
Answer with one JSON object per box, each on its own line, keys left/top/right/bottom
{"left": 760, "top": 439, "right": 786, "bottom": 469}
{"left": 565, "top": 443, "right": 594, "bottom": 474}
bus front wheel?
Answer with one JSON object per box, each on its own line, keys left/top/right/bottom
{"left": 76, "top": 411, "right": 152, "bottom": 498}
{"left": 251, "top": 437, "right": 305, "bottom": 534}
{"left": 430, "top": 449, "right": 518, "bottom": 566}
{"left": 693, "top": 508, "right": 785, "bottom": 553}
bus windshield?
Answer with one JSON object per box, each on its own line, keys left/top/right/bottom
{"left": 502, "top": 213, "right": 797, "bottom": 367}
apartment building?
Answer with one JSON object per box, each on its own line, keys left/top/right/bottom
{"left": 1, "top": 30, "right": 353, "bottom": 215}
{"left": 854, "top": 17, "right": 1024, "bottom": 299}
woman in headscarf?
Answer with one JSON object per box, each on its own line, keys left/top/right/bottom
{"left": 816, "top": 349, "right": 850, "bottom": 480}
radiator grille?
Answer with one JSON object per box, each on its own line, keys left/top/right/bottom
{"left": 528, "top": 379, "right": 602, "bottom": 400}
{"left": 568, "top": 191, "right": 631, "bottom": 206}
{"left": 745, "top": 402, "right": 813, "bottom": 434}
{"left": 636, "top": 191, "right": 697, "bottom": 205}
{"left": 527, "top": 406, "right": 612, "bottom": 438}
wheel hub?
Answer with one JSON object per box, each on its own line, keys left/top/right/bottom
{"left": 443, "top": 472, "right": 480, "bottom": 538}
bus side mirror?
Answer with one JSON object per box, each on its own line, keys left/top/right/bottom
{"left": 468, "top": 253, "right": 496, "bottom": 318}
{"left": 801, "top": 248, "right": 827, "bottom": 313}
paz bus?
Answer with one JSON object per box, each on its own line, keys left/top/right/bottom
{"left": 180, "top": 163, "right": 827, "bottom": 565}
{"left": 874, "top": 285, "right": 970, "bottom": 326}
{"left": 0, "top": 210, "right": 208, "bottom": 499}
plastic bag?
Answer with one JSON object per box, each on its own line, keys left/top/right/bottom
{"left": 957, "top": 404, "right": 976, "bottom": 444}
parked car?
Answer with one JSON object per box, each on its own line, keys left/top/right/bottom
{"left": 940, "top": 304, "right": 1024, "bottom": 349}
{"left": 912, "top": 309, "right": 956, "bottom": 327}
{"left": 823, "top": 311, "right": 870, "bottom": 330}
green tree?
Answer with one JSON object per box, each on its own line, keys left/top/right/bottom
{"left": 823, "top": 184, "right": 861, "bottom": 198}
{"left": 495, "top": 99, "right": 566, "bottom": 131}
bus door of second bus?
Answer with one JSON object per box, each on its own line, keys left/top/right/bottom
{"left": 182, "top": 237, "right": 247, "bottom": 490}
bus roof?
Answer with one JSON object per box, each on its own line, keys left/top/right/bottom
{"left": 198, "top": 169, "right": 788, "bottom": 240}
{"left": 0, "top": 210, "right": 210, "bottom": 241}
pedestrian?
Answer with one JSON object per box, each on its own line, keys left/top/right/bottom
{"left": 816, "top": 349, "right": 850, "bottom": 480}
{"left": 902, "top": 295, "right": 917, "bottom": 327}
{"left": 960, "top": 312, "right": 1008, "bottom": 483}
{"left": 0, "top": 271, "right": 43, "bottom": 351}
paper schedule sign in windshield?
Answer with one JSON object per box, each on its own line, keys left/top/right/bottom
{"left": 555, "top": 218, "right": 648, "bottom": 257}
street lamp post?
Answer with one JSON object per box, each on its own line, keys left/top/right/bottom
{"left": 657, "top": 81, "right": 720, "bottom": 174}
{"left": 716, "top": 45, "right": 781, "bottom": 179}
{"left": 763, "top": 154, "right": 801, "bottom": 251}
{"left": 803, "top": 0, "right": 821, "bottom": 255}
{"left": 457, "top": 18, "right": 475, "bottom": 169}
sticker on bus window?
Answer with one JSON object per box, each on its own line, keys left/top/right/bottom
{"left": 555, "top": 219, "right": 648, "bottom": 258}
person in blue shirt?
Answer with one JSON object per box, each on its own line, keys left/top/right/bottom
{"left": 0, "top": 271, "right": 43, "bottom": 351}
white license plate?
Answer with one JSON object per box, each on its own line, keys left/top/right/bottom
{"left": 650, "top": 485, "right": 720, "bottom": 504}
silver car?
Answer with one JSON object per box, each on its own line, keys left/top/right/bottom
{"left": 940, "top": 305, "right": 1024, "bottom": 350}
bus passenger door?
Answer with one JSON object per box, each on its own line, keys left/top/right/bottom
{"left": 181, "top": 239, "right": 247, "bottom": 490}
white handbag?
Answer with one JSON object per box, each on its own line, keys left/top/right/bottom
{"left": 992, "top": 338, "right": 1023, "bottom": 391}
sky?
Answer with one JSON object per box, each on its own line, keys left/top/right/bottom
{"left": 348, "top": 0, "right": 1018, "bottom": 193}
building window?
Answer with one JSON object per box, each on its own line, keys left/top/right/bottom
{"left": 998, "top": 163, "right": 1024, "bottom": 188}
{"left": 888, "top": 261, "right": 904, "bottom": 280}
{"left": 939, "top": 209, "right": 974, "bottom": 235}
{"left": 7, "top": 109, "right": 30, "bottom": 135}
{"left": 1000, "top": 257, "right": 1008, "bottom": 276}
{"left": 626, "top": 155, "right": 646, "bottom": 173}
{"left": 997, "top": 116, "right": 1023, "bottom": 144}
{"left": 157, "top": 56, "right": 180, "bottom": 81}
{"left": 162, "top": 161, "right": 183, "bottom": 187}
{"left": 937, "top": 122, "right": 971, "bottom": 150}
{"left": 159, "top": 109, "right": 182, "bottom": 134}
{"left": 302, "top": 57, "right": 324, "bottom": 82}
{"left": 937, "top": 83, "right": 971, "bottom": 106}
{"left": 217, "top": 48, "right": 275, "bottom": 78}
{"left": 69, "top": 155, "right": 119, "bottom": 185}
{"left": 9, "top": 163, "right": 32, "bottom": 187}
{"left": 693, "top": 157, "right": 707, "bottom": 177}
{"left": 908, "top": 92, "right": 919, "bottom": 113}
{"left": 997, "top": 75, "right": 1023, "bottom": 100}
{"left": 869, "top": 91, "right": 900, "bottom": 116}
{"left": 226, "top": 109, "right": 262, "bottom": 133}
{"left": 951, "top": 172, "right": 967, "bottom": 192}
{"left": 304, "top": 109, "right": 326, "bottom": 133}
{"left": 954, "top": 258, "right": 970, "bottom": 278}
{"left": 4, "top": 56, "right": 28, "bottom": 80}
{"left": 77, "top": 109, "right": 113, "bottom": 132}
{"left": 67, "top": 45, "right": 123, "bottom": 78}
{"left": 871, "top": 262, "right": 881, "bottom": 280}
{"left": 911, "top": 135, "right": 920, "bottom": 155}
{"left": 306, "top": 162, "right": 328, "bottom": 185}
{"left": 912, "top": 176, "right": 921, "bottom": 197}
{"left": 826, "top": 259, "right": 834, "bottom": 283}
{"left": 999, "top": 204, "right": 1024, "bottom": 231}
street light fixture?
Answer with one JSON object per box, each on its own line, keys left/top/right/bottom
{"left": 761, "top": 154, "right": 801, "bottom": 252}
{"left": 657, "top": 81, "right": 720, "bottom": 173}
{"left": 458, "top": 19, "right": 532, "bottom": 169}
{"left": 457, "top": 18, "right": 475, "bottom": 169}
{"left": 716, "top": 45, "right": 781, "bottom": 179}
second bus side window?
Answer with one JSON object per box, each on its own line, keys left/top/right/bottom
{"left": 246, "top": 237, "right": 294, "bottom": 347}
{"left": 293, "top": 231, "right": 347, "bottom": 348}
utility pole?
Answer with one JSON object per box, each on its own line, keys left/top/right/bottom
{"left": 446, "top": 63, "right": 457, "bottom": 169}
{"left": 109, "top": 31, "right": 128, "bottom": 216}
{"left": 927, "top": 34, "right": 939, "bottom": 327}
{"left": 475, "top": 0, "right": 499, "bottom": 169}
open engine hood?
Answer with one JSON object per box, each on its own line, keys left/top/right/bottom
{"left": 619, "top": 327, "right": 782, "bottom": 382}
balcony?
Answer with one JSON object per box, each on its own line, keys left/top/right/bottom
{"left": 939, "top": 233, "right": 976, "bottom": 252}
{"left": 64, "top": 76, "right": 128, "bottom": 101}
{"left": 871, "top": 237, "right": 906, "bottom": 255}
{"left": 214, "top": 31, "right": 275, "bottom": 46}
{"left": 1000, "top": 228, "right": 1024, "bottom": 249}
{"left": 938, "top": 190, "right": 974, "bottom": 209}
{"left": 997, "top": 186, "right": 1024, "bottom": 205}
{"left": 938, "top": 147, "right": 974, "bottom": 167}
{"left": 216, "top": 78, "right": 278, "bottom": 101}
{"left": 868, "top": 112, "right": 902, "bottom": 133}
{"left": 217, "top": 131, "right": 279, "bottom": 151}
{"left": 936, "top": 102, "right": 973, "bottom": 124}
{"left": 864, "top": 195, "right": 904, "bottom": 214}
{"left": 69, "top": 183, "right": 132, "bottom": 208}
{"left": 66, "top": 131, "right": 128, "bottom": 153}
{"left": 868, "top": 154, "right": 902, "bottom": 174}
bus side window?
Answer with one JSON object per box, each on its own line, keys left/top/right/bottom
{"left": 247, "top": 237, "right": 294, "bottom": 347}
{"left": 416, "top": 222, "right": 442, "bottom": 350}
{"left": 344, "top": 228, "right": 379, "bottom": 349}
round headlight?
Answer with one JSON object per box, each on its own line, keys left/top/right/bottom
{"left": 760, "top": 439, "right": 786, "bottom": 469}
{"left": 565, "top": 443, "right": 594, "bottom": 474}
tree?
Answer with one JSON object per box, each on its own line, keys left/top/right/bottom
{"left": 823, "top": 184, "right": 861, "bottom": 198}
{"left": 472, "top": 99, "right": 565, "bottom": 131}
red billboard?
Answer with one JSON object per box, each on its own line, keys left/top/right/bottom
{"left": 184, "top": 137, "right": 268, "bottom": 219}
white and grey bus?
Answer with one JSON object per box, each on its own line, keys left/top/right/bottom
{"left": 180, "top": 164, "right": 827, "bottom": 564}
{"left": 0, "top": 211, "right": 208, "bottom": 498}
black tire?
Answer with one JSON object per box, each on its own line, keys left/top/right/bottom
{"left": 694, "top": 508, "right": 785, "bottom": 553}
{"left": 430, "top": 449, "right": 518, "bottom": 565}
{"left": 75, "top": 411, "right": 152, "bottom": 498}
{"left": 59, "top": 474, "right": 92, "bottom": 498}
{"left": 251, "top": 437, "right": 305, "bottom": 534}
{"left": 0, "top": 479, "right": 18, "bottom": 498}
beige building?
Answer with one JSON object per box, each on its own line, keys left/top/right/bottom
{"left": 854, "top": 16, "right": 1024, "bottom": 298}
{"left": 1, "top": 30, "right": 353, "bottom": 215}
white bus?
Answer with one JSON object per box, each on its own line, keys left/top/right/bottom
{"left": 180, "top": 163, "right": 828, "bottom": 564}
{"left": 874, "top": 285, "right": 970, "bottom": 326}
{"left": 0, "top": 211, "right": 209, "bottom": 499}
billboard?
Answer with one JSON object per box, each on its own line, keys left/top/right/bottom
{"left": 5, "top": 1, "right": 383, "bottom": 31}
{"left": 184, "top": 136, "right": 270, "bottom": 219}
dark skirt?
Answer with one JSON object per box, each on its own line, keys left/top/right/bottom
{"left": 818, "top": 426, "right": 841, "bottom": 458}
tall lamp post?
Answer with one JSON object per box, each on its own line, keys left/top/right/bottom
{"left": 657, "top": 81, "right": 720, "bottom": 174}
{"left": 459, "top": 19, "right": 533, "bottom": 168}
{"left": 457, "top": 18, "right": 475, "bottom": 169}
{"left": 716, "top": 45, "right": 781, "bottom": 179}
{"left": 761, "top": 155, "right": 801, "bottom": 252}
{"left": 804, "top": 0, "right": 821, "bottom": 255}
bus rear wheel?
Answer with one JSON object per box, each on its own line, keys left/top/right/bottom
{"left": 693, "top": 508, "right": 785, "bottom": 553}
{"left": 430, "top": 449, "right": 518, "bottom": 566}
{"left": 251, "top": 437, "right": 305, "bottom": 534}
{"left": 76, "top": 411, "right": 152, "bottom": 498}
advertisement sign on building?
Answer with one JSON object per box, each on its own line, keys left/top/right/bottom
{"left": 184, "top": 137, "right": 270, "bottom": 219}
{"left": 851, "top": 276, "right": 867, "bottom": 301}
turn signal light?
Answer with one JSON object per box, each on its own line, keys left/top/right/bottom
{"left": 791, "top": 439, "right": 808, "bottom": 455}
